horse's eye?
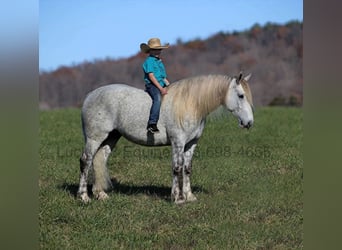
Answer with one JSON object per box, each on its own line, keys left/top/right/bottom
{"left": 238, "top": 94, "right": 244, "bottom": 99}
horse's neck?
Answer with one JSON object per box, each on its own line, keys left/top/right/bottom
{"left": 199, "top": 79, "right": 228, "bottom": 116}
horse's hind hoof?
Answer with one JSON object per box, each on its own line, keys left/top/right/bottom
{"left": 95, "top": 191, "right": 109, "bottom": 201}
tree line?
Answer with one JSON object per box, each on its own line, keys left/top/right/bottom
{"left": 39, "top": 21, "right": 302, "bottom": 109}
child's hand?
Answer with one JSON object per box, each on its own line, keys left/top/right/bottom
{"left": 160, "top": 88, "right": 168, "bottom": 95}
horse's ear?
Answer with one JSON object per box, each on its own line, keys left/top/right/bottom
{"left": 244, "top": 73, "right": 252, "bottom": 82}
{"left": 238, "top": 71, "right": 243, "bottom": 81}
{"left": 235, "top": 71, "right": 243, "bottom": 85}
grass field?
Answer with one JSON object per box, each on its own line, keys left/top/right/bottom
{"left": 39, "top": 107, "right": 303, "bottom": 249}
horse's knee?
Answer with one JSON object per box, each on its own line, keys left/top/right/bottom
{"left": 173, "top": 165, "right": 182, "bottom": 176}
{"left": 172, "top": 154, "right": 184, "bottom": 175}
{"left": 185, "top": 162, "right": 192, "bottom": 175}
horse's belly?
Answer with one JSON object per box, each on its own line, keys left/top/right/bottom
{"left": 120, "top": 129, "right": 171, "bottom": 146}
{"left": 115, "top": 99, "right": 171, "bottom": 146}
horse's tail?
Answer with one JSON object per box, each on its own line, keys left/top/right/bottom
{"left": 92, "top": 145, "right": 113, "bottom": 193}
{"left": 80, "top": 110, "right": 87, "bottom": 141}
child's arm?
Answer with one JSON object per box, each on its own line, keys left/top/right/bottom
{"left": 148, "top": 73, "right": 168, "bottom": 95}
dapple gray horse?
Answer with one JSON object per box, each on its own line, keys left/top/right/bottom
{"left": 78, "top": 73, "right": 254, "bottom": 204}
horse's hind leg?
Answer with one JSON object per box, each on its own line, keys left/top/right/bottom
{"left": 78, "top": 138, "right": 104, "bottom": 203}
{"left": 92, "top": 131, "right": 121, "bottom": 200}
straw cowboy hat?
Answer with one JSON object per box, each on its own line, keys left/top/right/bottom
{"left": 140, "top": 38, "right": 170, "bottom": 53}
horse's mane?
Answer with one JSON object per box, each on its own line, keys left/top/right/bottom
{"left": 166, "top": 74, "right": 253, "bottom": 126}
{"left": 166, "top": 75, "right": 229, "bottom": 125}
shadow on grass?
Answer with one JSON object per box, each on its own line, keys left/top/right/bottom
{"left": 60, "top": 178, "right": 208, "bottom": 202}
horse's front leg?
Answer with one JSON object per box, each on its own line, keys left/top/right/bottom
{"left": 171, "top": 143, "right": 185, "bottom": 204}
{"left": 183, "top": 140, "right": 198, "bottom": 202}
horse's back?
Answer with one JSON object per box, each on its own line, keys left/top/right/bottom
{"left": 82, "top": 84, "right": 149, "bottom": 127}
{"left": 83, "top": 84, "right": 147, "bottom": 108}
{"left": 81, "top": 84, "right": 171, "bottom": 145}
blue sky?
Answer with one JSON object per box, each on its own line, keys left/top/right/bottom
{"left": 39, "top": 0, "right": 302, "bottom": 72}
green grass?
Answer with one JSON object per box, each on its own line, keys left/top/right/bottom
{"left": 39, "top": 107, "right": 303, "bottom": 249}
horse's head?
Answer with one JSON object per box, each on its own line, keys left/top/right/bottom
{"left": 225, "top": 72, "right": 254, "bottom": 129}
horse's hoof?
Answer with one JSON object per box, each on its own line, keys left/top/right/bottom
{"left": 80, "top": 193, "right": 91, "bottom": 203}
{"left": 186, "top": 193, "right": 197, "bottom": 202}
{"left": 95, "top": 191, "right": 109, "bottom": 201}
{"left": 174, "top": 198, "right": 186, "bottom": 205}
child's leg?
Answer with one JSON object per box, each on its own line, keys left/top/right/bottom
{"left": 146, "top": 84, "right": 161, "bottom": 125}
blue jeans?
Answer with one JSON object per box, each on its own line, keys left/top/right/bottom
{"left": 146, "top": 84, "right": 161, "bottom": 125}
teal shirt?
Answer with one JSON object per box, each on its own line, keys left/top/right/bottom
{"left": 142, "top": 55, "right": 167, "bottom": 87}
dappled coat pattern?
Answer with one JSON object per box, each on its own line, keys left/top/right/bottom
{"left": 78, "top": 73, "right": 254, "bottom": 204}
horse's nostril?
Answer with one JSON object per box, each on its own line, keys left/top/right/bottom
{"left": 246, "top": 121, "right": 253, "bottom": 129}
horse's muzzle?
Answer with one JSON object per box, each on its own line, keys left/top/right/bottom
{"left": 240, "top": 120, "right": 253, "bottom": 129}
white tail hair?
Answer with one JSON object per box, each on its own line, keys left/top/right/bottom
{"left": 92, "top": 145, "right": 112, "bottom": 195}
